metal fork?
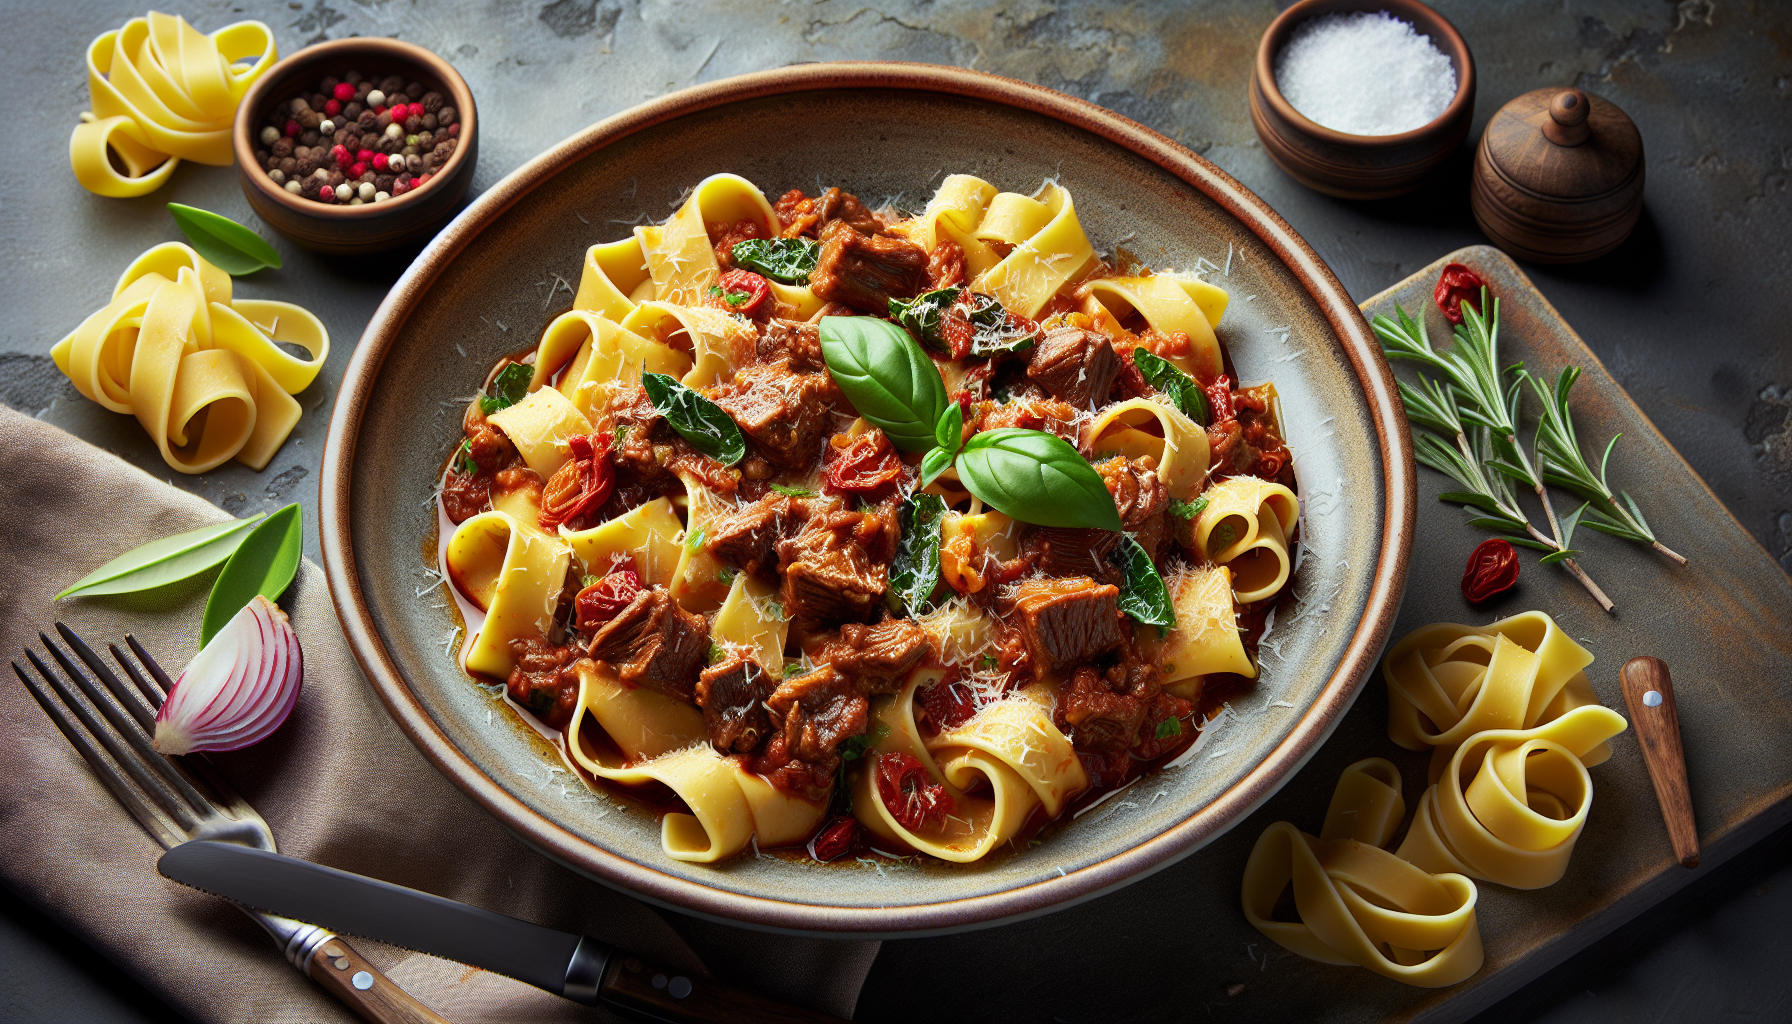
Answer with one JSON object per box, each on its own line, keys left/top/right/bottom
{"left": 16, "top": 624, "right": 448, "bottom": 1024}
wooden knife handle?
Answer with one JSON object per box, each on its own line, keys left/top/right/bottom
{"left": 601, "top": 954, "right": 847, "bottom": 1024}
{"left": 1620, "top": 656, "right": 1700, "bottom": 868}
{"left": 305, "top": 935, "right": 451, "bottom": 1024}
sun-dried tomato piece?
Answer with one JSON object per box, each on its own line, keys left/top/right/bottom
{"left": 1461, "top": 538, "right": 1520, "bottom": 603}
{"left": 1204, "top": 373, "right": 1235, "bottom": 424}
{"left": 1434, "top": 262, "right": 1486, "bottom": 325}
{"left": 539, "top": 433, "right": 615, "bottom": 532}
{"left": 875, "top": 751, "right": 955, "bottom": 833}
{"left": 823, "top": 430, "right": 904, "bottom": 497}
{"left": 706, "top": 268, "right": 771, "bottom": 318}
{"left": 575, "top": 568, "right": 642, "bottom": 632}
{"left": 922, "top": 678, "right": 978, "bottom": 734}
{"left": 809, "top": 816, "right": 861, "bottom": 862}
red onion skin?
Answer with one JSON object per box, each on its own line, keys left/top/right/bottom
{"left": 153, "top": 596, "right": 302, "bottom": 755}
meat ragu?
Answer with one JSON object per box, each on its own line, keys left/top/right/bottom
{"left": 430, "top": 171, "right": 1301, "bottom": 868}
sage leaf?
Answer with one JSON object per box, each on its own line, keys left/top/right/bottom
{"left": 889, "top": 288, "right": 960, "bottom": 350}
{"left": 479, "top": 363, "right": 534, "bottom": 414}
{"left": 818, "top": 316, "right": 947, "bottom": 452}
{"left": 167, "top": 204, "right": 282, "bottom": 275}
{"left": 55, "top": 514, "right": 267, "bottom": 600}
{"left": 729, "top": 237, "right": 820, "bottom": 284}
{"left": 888, "top": 492, "right": 946, "bottom": 616}
{"left": 201, "top": 503, "right": 302, "bottom": 646}
{"left": 956, "top": 428, "right": 1121, "bottom": 530}
{"left": 919, "top": 446, "right": 954, "bottom": 489}
{"left": 642, "top": 372, "right": 746, "bottom": 465}
{"left": 1115, "top": 534, "right": 1175, "bottom": 633}
{"left": 1132, "top": 348, "right": 1210, "bottom": 425}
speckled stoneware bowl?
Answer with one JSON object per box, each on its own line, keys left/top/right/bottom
{"left": 320, "top": 63, "right": 1415, "bottom": 936}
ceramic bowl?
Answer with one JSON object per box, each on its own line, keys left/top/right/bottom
{"left": 1250, "top": 0, "right": 1476, "bottom": 200}
{"left": 320, "top": 63, "right": 1415, "bottom": 935}
{"left": 232, "top": 37, "right": 477, "bottom": 255}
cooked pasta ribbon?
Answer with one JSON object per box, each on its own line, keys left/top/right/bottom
{"left": 1084, "top": 275, "right": 1228, "bottom": 382}
{"left": 1190, "top": 477, "right": 1301, "bottom": 604}
{"left": 1088, "top": 397, "right": 1212, "bottom": 502}
{"left": 51, "top": 243, "right": 326, "bottom": 473}
{"left": 711, "top": 573, "right": 790, "bottom": 682}
{"left": 444, "top": 510, "right": 572, "bottom": 678}
{"left": 485, "top": 386, "right": 593, "bottom": 482}
{"left": 561, "top": 497, "right": 684, "bottom": 588}
{"left": 530, "top": 309, "right": 693, "bottom": 424}
{"left": 71, "top": 13, "right": 277, "bottom": 197}
{"left": 1162, "top": 565, "right": 1255, "bottom": 689}
{"left": 851, "top": 670, "right": 1087, "bottom": 862}
{"left": 670, "top": 478, "right": 737, "bottom": 613}
{"left": 906, "top": 175, "right": 1097, "bottom": 318}
{"left": 1242, "top": 758, "right": 1484, "bottom": 988}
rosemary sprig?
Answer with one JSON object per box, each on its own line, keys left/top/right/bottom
{"left": 1523, "top": 366, "right": 1687, "bottom": 565}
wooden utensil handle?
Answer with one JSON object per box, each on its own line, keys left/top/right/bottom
{"left": 601, "top": 954, "right": 847, "bottom": 1024}
{"left": 305, "top": 935, "right": 451, "bottom": 1024}
{"left": 1620, "top": 656, "right": 1700, "bottom": 868}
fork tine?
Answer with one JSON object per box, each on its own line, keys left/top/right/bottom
{"left": 17, "top": 651, "right": 196, "bottom": 838}
{"left": 14, "top": 662, "right": 185, "bottom": 850}
{"left": 57, "top": 623, "right": 156, "bottom": 733}
{"left": 124, "top": 634, "right": 172, "bottom": 706}
{"left": 109, "top": 642, "right": 164, "bottom": 711}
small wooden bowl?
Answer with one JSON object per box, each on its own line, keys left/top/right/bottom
{"left": 233, "top": 37, "right": 477, "bottom": 255}
{"left": 1249, "top": 0, "right": 1475, "bottom": 200}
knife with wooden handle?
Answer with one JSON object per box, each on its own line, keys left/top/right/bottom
{"left": 158, "top": 841, "right": 845, "bottom": 1024}
{"left": 1619, "top": 656, "right": 1700, "bottom": 869}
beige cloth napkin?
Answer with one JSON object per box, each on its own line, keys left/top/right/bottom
{"left": 0, "top": 406, "right": 877, "bottom": 1023}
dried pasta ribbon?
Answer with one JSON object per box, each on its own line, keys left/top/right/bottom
{"left": 1241, "top": 758, "right": 1484, "bottom": 988}
{"left": 50, "top": 243, "right": 326, "bottom": 474}
{"left": 71, "top": 13, "right": 277, "bottom": 197}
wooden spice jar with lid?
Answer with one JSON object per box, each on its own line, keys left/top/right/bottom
{"left": 1470, "top": 87, "right": 1644, "bottom": 263}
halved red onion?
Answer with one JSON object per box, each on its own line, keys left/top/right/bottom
{"left": 153, "top": 596, "right": 303, "bottom": 755}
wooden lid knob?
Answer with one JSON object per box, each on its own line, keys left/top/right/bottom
{"left": 1544, "top": 89, "right": 1591, "bottom": 146}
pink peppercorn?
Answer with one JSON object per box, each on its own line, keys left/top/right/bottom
{"left": 407, "top": 102, "right": 425, "bottom": 119}
{"left": 284, "top": 120, "right": 301, "bottom": 137}
{"left": 324, "top": 98, "right": 341, "bottom": 116}
{"left": 371, "top": 106, "right": 385, "bottom": 116}
{"left": 420, "top": 172, "right": 433, "bottom": 183}
{"left": 391, "top": 178, "right": 410, "bottom": 195}
{"left": 330, "top": 144, "right": 350, "bottom": 165}
{"left": 372, "top": 153, "right": 389, "bottom": 171}
{"left": 317, "top": 185, "right": 336, "bottom": 203}
{"left": 356, "top": 148, "right": 375, "bottom": 163}
{"left": 349, "top": 161, "right": 368, "bottom": 178}
{"left": 333, "top": 82, "right": 355, "bottom": 102}
{"left": 409, "top": 176, "right": 422, "bottom": 189}
{"left": 447, "top": 123, "right": 459, "bottom": 137}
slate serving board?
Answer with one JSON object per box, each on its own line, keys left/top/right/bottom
{"left": 859, "top": 245, "right": 1792, "bottom": 1023}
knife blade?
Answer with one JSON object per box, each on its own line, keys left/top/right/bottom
{"left": 158, "top": 841, "right": 843, "bottom": 1024}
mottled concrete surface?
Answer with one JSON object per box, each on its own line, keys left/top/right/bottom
{"left": 1, "top": 1, "right": 1789, "bottom": 1021}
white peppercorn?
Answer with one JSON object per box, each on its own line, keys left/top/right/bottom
{"left": 348, "top": 197, "right": 364, "bottom": 206}
{"left": 269, "top": 169, "right": 286, "bottom": 184}
{"left": 260, "top": 125, "right": 280, "bottom": 146}
{"left": 357, "top": 181, "right": 375, "bottom": 200}
{"left": 334, "top": 183, "right": 352, "bottom": 201}
{"left": 318, "top": 118, "right": 335, "bottom": 134}
{"left": 366, "top": 89, "right": 387, "bottom": 108}
{"left": 385, "top": 123, "right": 404, "bottom": 140}
{"left": 285, "top": 180, "right": 302, "bottom": 194}
{"left": 374, "top": 190, "right": 390, "bottom": 202}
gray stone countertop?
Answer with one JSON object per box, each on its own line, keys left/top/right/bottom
{"left": 2, "top": 1, "right": 1788, "bottom": 1022}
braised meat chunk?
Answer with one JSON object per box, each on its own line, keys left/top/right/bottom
{"left": 710, "top": 362, "right": 838, "bottom": 469}
{"left": 813, "top": 187, "right": 885, "bottom": 235}
{"left": 1009, "top": 577, "right": 1123, "bottom": 673}
{"left": 766, "top": 665, "right": 867, "bottom": 769}
{"left": 1021, "top": 527, "right": 1120, "bottom": 585}
{"left": 815, "top": 618, "right": 936, "bottom": 694}
{"left": 1054, "top": 632, "right": 1188, "bottom": 756}
{"left": 776, "top": 499, "right": 896, "bottom": 625}
{"left": 757, "top": 318, "right": 826, "bottom": 373}
{"left": 695, "top": 651, "right": 777, "bottom": 753}
{"left": 1026, "top": 326, "right": 1120, "bottom": 409}
{"left": 586, "top": 586, "right": 708, "bottom": 701}
{"left": 706, "top": 493, "right": 802, "bottom": 578}
{"left": 810, "top": 221, "right": 929, "bottom": 313}
{"left": 1099, "top": 455, "right": 1170, "bottom": 560}
{"left": 505, "top": 638, "right": 588, "bottom": 731}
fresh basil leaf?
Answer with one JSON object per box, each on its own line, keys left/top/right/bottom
{"left": 919, "top": 447, "right": 954, "bottom": 488}
{"left": 642, "top": 372, "right": 747, "bottom": 466}
{"left": 479, "top": 363, "right": 534, "bottom": 414}
{"left": 201, "top": 504, "right": 302, "bottom": 645}
{"left": 1132, "top": 348, "right": 1210, "bottom": 425}
{"left": 889, "top": 287, "right": 961, "bottom": 350}
{"left": 963, "top": 293, "right": 1036, "bottom": 357}
{"left": 166, "top": 204, "right": 282, "bottom": 275}
{"left": 55, "top": 514, "right": 267, "bottom": 600}
{"left": 889, "top": 491, "right": 947, "bottom": 616}
{"left": 818, "top": 316, "right": 947, "bottom": 452}
{"left": 730, "top": 237, "right": 820, "bottom": 284}
{"left": 1168, "top": 496, "right": 1209, "bottom": 520}
{"left": 955, "top": 428, "right": 1121, "bottom": 530}
{"left": 1115, "top": 534, "right": 1175, "bottom": 633}
{"left": 934, "top": 402, "right": 964, "bottom": 454}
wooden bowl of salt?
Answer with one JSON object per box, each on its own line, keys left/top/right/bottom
{"left": 1250, "top": 0, "right": 1475, "bottom": 200}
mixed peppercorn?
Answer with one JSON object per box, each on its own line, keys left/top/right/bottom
{"left": 255, "top": 69, "right": 461, "bottom": 206}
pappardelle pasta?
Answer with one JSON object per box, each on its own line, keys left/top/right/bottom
{"left": 433, "top": 173, "right": 1301, "bottom": 865}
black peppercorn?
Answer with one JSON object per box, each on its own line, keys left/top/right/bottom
{"left": 279, "top": 156, "right": 298, "bottom": 174}
{"left": 325, "top": 170, "right": 344, "bottom": 187}
{"left": 421, "top": 91, "right": 443, "bottom": 113}
{"left": 271, "top": 136, "right": 294, "bottom": 158}
{"left": 345, "top": 69, "right": 363, "bottom": 85}
{"left": 420, "top": 113, "right": 438, "bottom": 132}
{"left": 376, "top": 110, "right": 394, "bottom": 128}
{"left": 437, "top": 106, "right": 457, "bottom": 126}
{"left": 378, "top": 74, "right": 404, "bottom": 94}
{"left": 405, "top": 80, "right": 422, "bottom": 98}
{"left": 343, "top": 101, "right": 365, "bottom": 120}
{"left": 404, "top": 115, "right": 422, "bottom": 133}
{"left": 300, "top": 129, "right": 320, "bottom": 146}
{"left": 296, "top": 154, "right": 321, "bottom": 176}
{"left": 357, "top": 110, "right": 378, "bottom": 129}
{"left": 321, "top": 75, "right": 340, "bottom": 91}
{"left": 374, "top": 173, "right": 396, "bottom": 192}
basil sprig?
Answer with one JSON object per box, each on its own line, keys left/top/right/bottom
{"left": 480, "top": 363, "right": 534, "bottom": 414}
{"left": 888, "top": 492, "right": 946, "bottom": 615}
{"left": 642, "top": 372, "right": 747, "bottom": 465}
{"left": 1114, "top": 534, "right": 1175, "bottom": 633}
{"left": 730, "top": 238, "right": 820, "bottom": 284}
{"left": 889, "top": 288, "right": 960, "bottom": 350}
{"left": 819, "top": 317, "right": 947, "bottom": 452}
{"left": 955, "top": 429, "right": 1122, "bottom": 531}
{"left": 1132, "top": 348, "right": 1210, "bottom": 425}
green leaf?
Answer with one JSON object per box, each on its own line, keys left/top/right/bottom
{"left": 838, "top": 721, "right": 891, "bottom": 763}
{"left": 728, "top": 237, "right": 820, "bottom": 284}
{"left": 166, "top": 204, "right": 282, "bottom": 275}
{"left": 770, "top": 483, "right": 815, "bottom": 497}
{"left": 888, "top": 492, "right": 947, "bottom": 616}
{"left": 1539, "top": 548, "right": 1581, "bottom": 565}
{"left": 956, "top": 428, "right": 1121, "bottom": 530}
{"left": 934, "top": 402, "right": 964, "bottom": 455}
{"left": 1436, "top": 490, "right": 1507, "bottom": 515}
{"left": 889, "top": 288, "right": 961, "bottom": 350}
{"left": 201, "top": 504, "right": 302, "bottom": 645}
{"left": 1169, "top": 496, "right": 1209, "bottom": 520}
{"left": 1131, "top": 348, "right": 1209, "bottom": 425}
{"left": 1115, "top": 535, "right": 1175, "bottom": 633}
{"left": 1154, "top": 716, "right": 1183, "bottom": 740}
{"left": 919, "top": 446, "right": 954, "bottom": 488}
{"left": 962, "top": 293, "right": 1036, "bottom": 357}
{"left": 55, "top": 514, "right": 267, "bottom": 600}
{"left": 642, "top": 372, "right": 746, "bottom": 465}
{"left": 818, "top": 316, "right": 948, "bottom": 452}
{"left": 478, "top": 363, "right": 534, "bottom": 414}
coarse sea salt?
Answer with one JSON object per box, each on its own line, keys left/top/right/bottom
{"left": 1273, "top": 11, "right": 1457, "bottom": 136}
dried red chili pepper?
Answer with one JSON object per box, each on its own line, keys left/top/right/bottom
{"left": 823, "top": 430, "right": 904, "bottom": 496}
{"left": 538, "top": 433, "right": 614, "bottom": 532}
{"left": 575, "top": 568, "right": 641, "bottom": 632}
{"left": 1434, "top": 263, "right": 1486, "bottom": 326}
{"left": 875, "top": 751, "right": 955, "bottom": 833}
{"left": 1461, "top": 538, "right": 1520, "bottom": 603}
{"left": 808, "top": 816, "right": 860, "bottom": 862}
{"left": 708, "top": 268, "right": 771, "bottom": 318}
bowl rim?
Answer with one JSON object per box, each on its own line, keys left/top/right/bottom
{"left": 319, "top": 61, "right": 1416, "bottom": 936}
{"left": 1254, "top": 0, "right": 1476, "bottom": 148}
{"left": 232, "top": 36, "right": 476, "bottom": 218}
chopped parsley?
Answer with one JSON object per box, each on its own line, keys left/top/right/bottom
{"left": 451, "top": 438, "right": 478, "bottom": 475}
{"left": 1169, "top": 496, "right": 1210, "bottom": 520}
{"left": 478, "top": 363, "right": 533, "bottom": 414}
{"left": 1154, "top": 717, "right": 1184, "bottom": 740}
{"left": 707, "top": 284, "right": 753, "bottom": 307}
{"left": 614, "top": 423, "right": 631, "bottom": 444}
{"left": 707, "top": 642, "right": 728, "bottom": 665}
{"left": 581, "top": 573, "right": 601, "bottom": 588}
{"left": 785, "top": 661, "right": 808, "bottom": 677}
{"left": 837, "top": 721, "right": 891, "bottom": 762}
{"left": 770, "top": 483, "right": 816, "bottom": 497}
{"left": 717, "top": 567, "right": 738, "bottom": 585}
{"left": 979, "top": 654, "right": 998, "bottom": 670}
{"left": 685, "top": 527, "right": 706, "bottom": 552}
